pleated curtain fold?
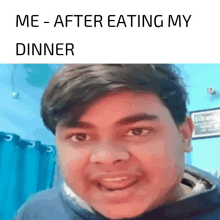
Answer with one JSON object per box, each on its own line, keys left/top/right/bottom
{"left": 0, "top": 132, "right": 56, "bottom": 220}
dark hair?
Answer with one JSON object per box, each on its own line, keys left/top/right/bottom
{"left": 41, "top": 64, "right": 188, "bottom": 134}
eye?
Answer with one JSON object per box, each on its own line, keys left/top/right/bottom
{"left": 126, "top": 128, "right": 151, "bottom": 137}
{"left": 71, "top": 133, "right": 91, "bottom": 142}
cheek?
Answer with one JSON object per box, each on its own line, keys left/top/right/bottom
{"left": 129, "top": 141, "right": 166, "bottom": 180}
{"left": 57, "top": 143, "right": 91, "bottom": 183}
{"left": 129, "top": 139, "right": 167, "bottom": 164}
{"left": 129, "top": 139, "right": 181, "bottom": 182}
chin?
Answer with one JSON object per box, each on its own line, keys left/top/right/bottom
{"left": 93, "top": 203, "right": 150, "bottom": 220}
{"left": 99, "top": 211, "right": 143, "bottom": 220}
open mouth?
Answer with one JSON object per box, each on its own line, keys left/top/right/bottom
{"left": 97, "top": 179, "right": 139, "bottom": 192}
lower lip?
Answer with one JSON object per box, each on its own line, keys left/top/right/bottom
{"left": 96, "top": 179, "right": 141, "bottom": 203}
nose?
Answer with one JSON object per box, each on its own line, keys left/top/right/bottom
{"left": 90, "top": 142, "right": 130, "bottom": 165}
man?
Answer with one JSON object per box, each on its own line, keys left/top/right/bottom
{"left": 14, "top": 64, "right": 220, "bottom": 219}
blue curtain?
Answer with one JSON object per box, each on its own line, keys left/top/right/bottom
{"left": 0, "top": 132, "right": 56, "bottom": 220}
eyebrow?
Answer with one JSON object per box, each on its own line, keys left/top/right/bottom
{"left": 64, "top": 120, "right": 96, "bottom": 129}
{"left": 115, "top": 113, "right": 159, "bottom": 126}
{"left": 65, "top": 113, "right": 159, "bottom": 129}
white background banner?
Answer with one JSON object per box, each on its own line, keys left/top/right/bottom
{"left": 0, "top": 0, "right": 219, "bottom": 63}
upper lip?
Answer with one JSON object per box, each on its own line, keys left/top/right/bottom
{"left": 90, "top": 173, "right": 143, "bottom": 182}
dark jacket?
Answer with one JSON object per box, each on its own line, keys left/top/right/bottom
{"left": 13, "top": 165, "right": 220, "bottom": 220}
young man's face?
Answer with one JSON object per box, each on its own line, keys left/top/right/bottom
{"left": 56, "top": 91, "right": 193, "bottom": 219}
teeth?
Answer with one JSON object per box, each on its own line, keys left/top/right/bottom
{"left": 102, "top": 176, "right": 128, "bottom": 182}
{"left": 101, "top": 185, "right": 109, "bottom": 192}
{"left": 100, "top": 185, "right": 118, "bottom": 192}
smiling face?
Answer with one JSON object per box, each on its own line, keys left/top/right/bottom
{"left": 56, "top": 91, "right": 193, "bottom": 219}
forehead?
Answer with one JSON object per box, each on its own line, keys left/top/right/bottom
{"left": 78, "top": 91, "right": 173, "bottom": 127}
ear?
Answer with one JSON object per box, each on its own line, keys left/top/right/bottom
{"left": 179, "top": 117, "right": 194, "bottom": 153}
